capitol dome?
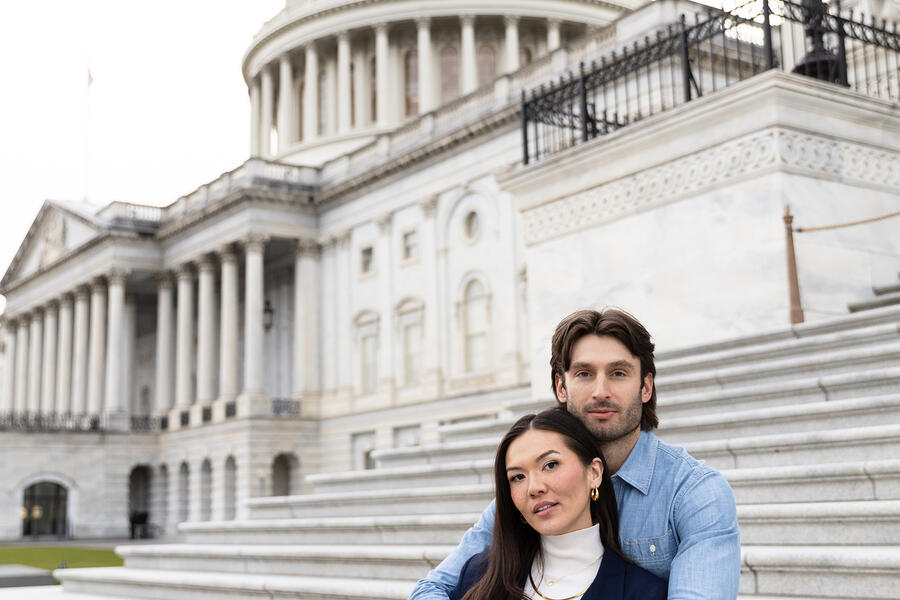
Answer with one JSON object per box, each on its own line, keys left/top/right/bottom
{"left": 242, "top": 0, "right": 641, "bottom": 165}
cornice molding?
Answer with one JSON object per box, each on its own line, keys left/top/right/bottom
{"left": 520, "top": 127, "right": 900, "bottom": 246}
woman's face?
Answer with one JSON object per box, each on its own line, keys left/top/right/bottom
{"left": 505, "top": 429, "right": 603, "bottom": 536}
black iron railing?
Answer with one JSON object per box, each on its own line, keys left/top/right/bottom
{"left": 271, "top": 398, "right": 301, "bottom": 417}
{"left": 522, "top": 0, "right": 900, "bottom": 163}
{"left": 0, "top": 412, "right": 102, "bottom": 433}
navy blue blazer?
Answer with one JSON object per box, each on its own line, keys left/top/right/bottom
{"left": 449, "top": 549, "right": 667, "bottom": 600}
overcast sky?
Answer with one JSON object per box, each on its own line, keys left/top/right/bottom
{"left": 0, "top": 0, "right": 283, "bottom": 304}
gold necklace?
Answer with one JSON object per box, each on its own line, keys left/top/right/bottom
{"left": 528, "top": 571, "right": 591, "bottom": 600}
{"left": 542, "top": 553, "right": 603, "bottom": 586}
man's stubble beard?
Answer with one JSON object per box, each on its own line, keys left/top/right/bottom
{"left": 566, "top": 389, "right": 644, "bottom": 443}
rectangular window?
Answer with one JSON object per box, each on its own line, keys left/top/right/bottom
{"left": 393, "top": 425, "right": 421, "bottom": 448}
{"left": 402, "top": 230, "right": 419, "bottom": 261}
{"left": 361, "top": 246, "right": 374, "bottom": 274}
{"left": 404, "top": 322, "right": 423, "bottom": 385}
{"left": 361, "top": 333, "right": 378, "bottom": 393}
{"left": 351, "top": 431, "right": 376, "bottom": 470}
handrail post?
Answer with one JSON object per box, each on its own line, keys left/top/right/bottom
{"left": 834, "top": 0, "right": 849, "bottom": 86}
{"left": 521, "top": 89, "right": 530, "bottom": 165}
{"left": 763, "top": 0, "right": 775, "bottom": 70}
{"left": 679, "top": 15, "right": 692, "bottom": 102}
{"left": 783, "top": 205, "right": 805, "bottom": 324}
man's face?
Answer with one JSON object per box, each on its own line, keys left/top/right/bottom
{"left": 555, "top": 334, "right": 652, "bottom": 443}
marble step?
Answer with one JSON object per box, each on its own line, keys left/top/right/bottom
{"left": 736, "top": 500, "right": 900, "bottom": 545}
{"left": 872, "top": 278, "right": 900, "bottom": 296}
{"left": 657, "top": 303, "right": 900, "bottom": 361}
{"left": 56, "top": 567, "right": 414, "bottom": 600}
{"left": 246, "top": 483, "right": 493, "bottom": 520}
{"left": 307, "top": 452, "right": 900, "bottom": 505}
{"left": 739, "top": 545, "right": 900, "bottom": 599}
{"left": 849, "top": 290, "right": 900, "bottom": 312}
{"left": 373, "top": 422, "right": 900, "bottom": 471}
{"left": 439, "top": 393, "right": 900, "bottom": 444}
{"left": 178, "top": 513, "right": 481, "bottom": 545}
{"left": 119, "top": 543, "right": 454, "bottom": 580}
{"left": 657, "top": 322, "right": 900, "bottom": 377}
{"left": 658, "top": 340, "right": 900, "bottom": 394}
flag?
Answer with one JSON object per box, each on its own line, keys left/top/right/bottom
{"left": 88, "top": 68, "right": 93, "bottom": 87}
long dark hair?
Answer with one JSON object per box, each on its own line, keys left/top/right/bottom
{"left": 462, "top": 408, "right": 625, "bottom": 600}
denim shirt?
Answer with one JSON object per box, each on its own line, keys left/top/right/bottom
{"left": 409, "top": 431, "right": 741, "bottom": 600}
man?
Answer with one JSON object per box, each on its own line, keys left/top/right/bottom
{"left": 410, "top": 308, "right": 741, "bottom": 599}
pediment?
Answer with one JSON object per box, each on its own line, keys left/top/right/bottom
{"left": 2, "top": 201, "right": 105, "bottom": 289}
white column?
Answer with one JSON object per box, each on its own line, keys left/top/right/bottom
{"left": 56, "top": 294, "right": 73, "bottom": 415}
{"left": 155, "top": 274, "right": 175, "bottom": 414}
{"left": 278, "top": 54, "right": 294, "bottom": 151}
{"left": 547, "top": 18, "right": 561, "bottom": 52}
{"left": 375, "top": 23, "right": 390, "bottom": 127}
{"left": 337, "top": 32, "right": 352, "bottom": 133}
{"left": 250, "top": 78, "right": 261, "bottom": 156}
{"left": 505, "top": 15, "right": 520, "bottom": 73}
{"left": 419, "top": 197, "right": 441, "bottom": 386}
{"left": 87, "top": 279, "right": 107, "bottom": 415}
{"left": 303, "top": 43, "right": 319, "bottom": 141}
{"left": 123, "top": 296, "right": 136, "bottom": 413}
{"left": 241, "top": 235, "right": 267, "bottom": 404}
{"left": 27, "top": 309, "right": 43, "bottom": 414}
{"left": 41, "top": 302, "right": 58, "bottom": 415}
{"left": 376, "top": 214, "right": 394, "bottom": 397}
{"left": 260, "top": 65, "right": 274, "bottom": 157}
{"left": 175, "top": 265, "right": 195, "bottom": 410}
{"left": 196, "top": 255, "right": 217, "bottom": 405}
{"left": 218, "top": 245, "right": 239, "bottom": 403}
{"left": 104, "top": 271, "right": 125, "bottom": 416}
{"left": 3, "top": 321, "right": 16, "bottom": 414}
{"left": 326, "top": 53, "right": 338, "bottom": 135}
{"left": 417, "top": 18, "right": 434, "bottom": 113}
{"left": 460, "top": 15, "right": 477, "bottom": 94}
{"left": 71, "top": 287, "right": 90, "bottom": 415}
{"left": 352, "top": 43, "right": 369, "bottom": 127}
{"left": 14, "top": 317, "right": 29, "bottom": 414}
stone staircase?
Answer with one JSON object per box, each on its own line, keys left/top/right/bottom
{"left": 55, "top": 304, "right": 900, "bottom": 599}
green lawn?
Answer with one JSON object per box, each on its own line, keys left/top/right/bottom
{"left": 0, "top": 546, "right": 123, "bottom": 571}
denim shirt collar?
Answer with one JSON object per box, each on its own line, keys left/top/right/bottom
{"left": 611, "top": 430, "right": 658, "bottom": 495}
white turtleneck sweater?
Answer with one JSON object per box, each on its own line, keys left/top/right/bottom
{"left": 523, "top": 524, "right": 604, "bottom": 600}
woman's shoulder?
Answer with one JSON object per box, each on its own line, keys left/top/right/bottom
{"left": 449, "top": 550, "right": 491, "bottom": 600}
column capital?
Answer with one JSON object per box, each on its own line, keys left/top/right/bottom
{"left": 176, "top": 263, "right": 195, "bottom": 282}
{"left": 337, "top": 30, "right": 350, "bottom": 43}
{"left": 90, "top": 277, "right": 107, "bottom": 294}
{"left": 374, "top": 22, "right": 389, "bottom": 34}
{"left": 155, "top": 271, "right": 175, "bottom": 289}
{"left": 74, "top": 284, "right": 91, "bottom": 300}
{"left": 547, "top": 17, "right": 562, "bottom": 26}
{"left": 294, "top": 238, "right": 321, "bottom": 257}
{"left": 242, "top": 233, "right": 270, "bottom": 253}
{"left": 304, "top": 39, "right": 319, "bottom": 53}
{"left": 197, "top": 253, "right": 217, "bottom": 273}
{"left": 415, "top": 16, "right": 431, "bottom": 28}
{"left": 504, "top": 14, "right": 520, "bottom": 26}
{"left": 107, "top": 268, "right": 128, "bottom": 286}
{"left": 19, "top": 313, "right": 31, "bottom": 326}
{"left": 31, "top": 306, "right": 45, "bottom": 319}
{"left": 58, "top": 291, "right": 74, "bottom": 305}
{"left": 217, "top": 243, "right": 239, "bottom": 262}
{"left": 460, "top": 14, "right": 475, "bottom": 26}
{"left": 419, "top": 195, "right": 439, "bottom": 218}
{"left": 376, "top": 213, "right": 392, "bottom": 233}
{"left": 43, "top": 299, "right": 59, "bottom": 313}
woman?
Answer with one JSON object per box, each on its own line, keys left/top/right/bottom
{"left": 450, "top": 408, "right": 666, "bottom": 600}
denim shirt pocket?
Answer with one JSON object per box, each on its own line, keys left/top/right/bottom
{"left": 621, "top": 529, "right": 678, "bottom": 570}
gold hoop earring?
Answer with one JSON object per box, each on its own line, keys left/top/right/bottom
{"left": 590, "top": 487, "right": 599, "bottom": 502}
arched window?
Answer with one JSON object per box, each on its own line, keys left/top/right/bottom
{"left": 441, "top": 46, "right": 459, "bottom": 102}
{"left": 318, "top": 70, "right": 328, "bottom": 135}
{"left": 405, "top": 49, "right": 419, "bottom": 116}
{"left": 224, "top": 456, "right": 237, "bottom": 520}
{"left": 200, "top": 459, "right": 212, "bottom": 521}
{"left": 464, "top": 280, "right": 488, "bottom": 372}
{"left": 477, "top": 45, "right": 496, "bottom": 86}
{"left": 272, "top": 453, "right": 300, "bottom": 496}
{"left": 128, "top": 466, "right": 152, "bottom": 539}
{"left": 177, "top": 462, "right": 189, "bottom": 523}
{"left": 22, "top": 481, "right": 67, "bottom": 537}
{"left": 519, "top": 47, "right": 532, "bottom": 67}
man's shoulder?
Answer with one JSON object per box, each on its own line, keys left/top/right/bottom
{"left": 651, "top": 433, "right": 725, "bottom": 487}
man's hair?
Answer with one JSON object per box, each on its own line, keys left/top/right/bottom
{"left": 549, "top": 308, "right": 658, "bottom": 430}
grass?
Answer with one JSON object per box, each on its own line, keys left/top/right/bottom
{"left": 0, "top": 546, "right": 123, "bottom": 571}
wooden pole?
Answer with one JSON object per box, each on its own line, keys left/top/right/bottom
{"left": 783, "top": 205, "right": 805, "bottom": 324}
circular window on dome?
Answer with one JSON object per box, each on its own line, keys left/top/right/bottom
{"left": 464, "top": 211, "right": 480, "bottom": 241}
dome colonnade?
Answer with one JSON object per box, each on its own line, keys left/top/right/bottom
{"left": 243, "top": 0, "right": 630, "bottom": 163}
